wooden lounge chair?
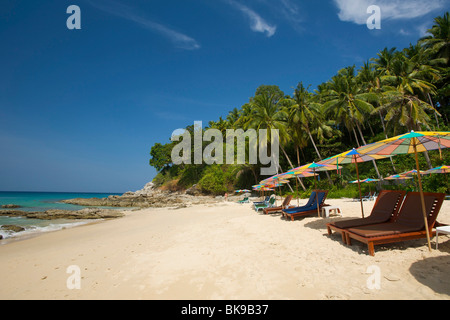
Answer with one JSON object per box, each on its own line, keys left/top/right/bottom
{"left": 344, "top": 192, "right": 446, "bottom": 256}
{"left": 327, "top": 190, "right": 406, "bottom": 243}
{"left": 262, "top": 195, "right": 294, "bottom": 215}
{"left": 282, "top": 190, "right": 329, "bottom": 221}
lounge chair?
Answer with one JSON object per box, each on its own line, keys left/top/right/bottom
{"left": 263, "top": 195, "right": 294, "bottom": 215}
{"left": 254, "top": 195, "right": 276, "bottom": 212}
{"left": 344, "top": 192, "right": 446, "bottom": 256}
{"left": 327, "top": 190, "right": 406, "bottom": 243}
{"left": 238, "top": 196, "right": 249, "bottom": 204}
{"left": 252, "top": 196, "right": 270, "bottom": 208}
{"left": 282, "top": 190, "right": 329, "bottom": 221}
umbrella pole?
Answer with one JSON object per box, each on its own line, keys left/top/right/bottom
{"left": 413, "top": 139, "right": 432, "bottom": 252}
{"left": 355, "top": 156, "right": 365, "bottom": 218}
{"left": 315, "top": 168, "right": 320, "bottom": 217}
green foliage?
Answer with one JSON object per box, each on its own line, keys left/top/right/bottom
{"left": 149, "top": 142, "right": 174, "bottom": 172}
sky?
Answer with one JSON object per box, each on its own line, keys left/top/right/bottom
{"left": 0, "top": 0, "right": 449, "bottom": 193}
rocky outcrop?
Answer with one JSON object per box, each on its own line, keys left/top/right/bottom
{"left": 1, "top": 204, "right": 21, "bottom": 208}
{"left": 0, "top": 208, "right": 124, "bottom": 220}
{"left": 61, "top": 183, "right": 224, "bottom": 209}
{"left": 1, "top": 225, "right": 25, "bottom": 232}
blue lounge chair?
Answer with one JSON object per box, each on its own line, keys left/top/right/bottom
{"left": 282, "top": 190, "right": 329, "bottom": 221}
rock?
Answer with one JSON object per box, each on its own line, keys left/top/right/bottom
{"left": 1, "top": 204, "right": 21, "bottom": 208}
{"left": 1, "top": 225, "right": 25, "bottom": 232}
{"left": 185, "top": 184, "right": 202, "bottom": 196}
{"left": 0, "top": 208, "right": 124, "bottom": 220}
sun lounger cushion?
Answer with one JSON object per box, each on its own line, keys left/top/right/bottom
{"left": 283, "top": 191, "right": 324, "bottom": 214}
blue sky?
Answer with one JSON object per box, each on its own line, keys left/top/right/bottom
{"left": 0, "top": 0, "right": 448, "bottom": 193}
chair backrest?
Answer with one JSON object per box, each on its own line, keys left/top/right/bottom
{"left": 369, "top": 190, "right": 406, "bottom": 221}
{"left": 307, "top": 190, "right": 328, "bottom": 210}
{"left": 269, "top": 196, "right": 276, "bottom": 204}
{"left": 282, "top": 195, "right": 293, "bottom": 207}
{"left": 395, "top": 192, "right": 446, "bottom": 229}
{"left": 304, "top": 191, "right": 317, "bottom": 207}
{"left": 316, "top": 190, "right": 328, "bottom": 206}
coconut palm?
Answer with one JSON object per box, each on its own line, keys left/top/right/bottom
{"left": 420, "top": 12, "right": 450, "bottom": 65}
{"left": 323, "top": 67, "right": 382, "bottom": 179}
{"left": 288, "top": 82, "right": 334, "bottom": 184}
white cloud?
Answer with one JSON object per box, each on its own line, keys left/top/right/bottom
{"left": 333, "top": 0, "right": 447, "bottom": 25}
{"left": 227, "top": 0, "right": 277, "bottom": 37}
{"left": 88, "top": 0, "right": 200, "bottom": 50}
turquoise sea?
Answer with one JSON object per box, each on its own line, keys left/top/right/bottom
{"left": 0, "top": 191, "right": 123, "bottom": 241}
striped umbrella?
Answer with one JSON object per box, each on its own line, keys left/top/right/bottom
{"left": 319, "top": 149, "right": 390, "bottom": 218}
{"left": 423, "top": 165, "right": 449, "bottom": 193}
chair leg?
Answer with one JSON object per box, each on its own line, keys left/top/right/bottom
{"left": 345, "top": 233, "right": 351, "bottom": 245}
{"left": 368, "top": 242, "right": 375, "bottom": 256}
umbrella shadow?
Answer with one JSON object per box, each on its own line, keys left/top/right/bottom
{"left": 409, "top": 254, "right": 450, "bottom": 296}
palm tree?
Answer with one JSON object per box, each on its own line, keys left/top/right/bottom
{"left": 357, "top": 61, "right": 397, "bottom": 172}
{"left": 323, "top": 67, "right": 382, "bottom": 179}
{"left": 420, "top": 12, "right": 450, "bottom": 65}
{"left": 246, "top": 92, "right": 291, "bottom": 170}
{"left": 288, "top": 82, "right": 334, "bottom": 184}
{"left": 322, "top": 67, "right": 376, "bottom": 147}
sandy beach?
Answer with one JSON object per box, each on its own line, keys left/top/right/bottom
{"left": 0, "top": 197, "right": 449, "bottom": 300}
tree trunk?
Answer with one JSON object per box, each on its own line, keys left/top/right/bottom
{"left": 280, "top": 145, "right": 306, "bottom": 191}
{"left": 356, "top": 122, "right": 382, "bottom": 180}
{"left": 379, "top": 110, "right": 397, "bottom": 172}
{"left": 307, "top": 131, "right": 333, "bottom": 185}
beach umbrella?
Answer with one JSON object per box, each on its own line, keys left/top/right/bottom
{"left": 235, "top": 189, "right": 251, "bottom": 193}
{"left": 319, "top": 149, "right": 390, "bottom": 218}
{"left": 357, "top": 130, "right": 450, "bottom": 251}
{"left": 384, "top": 174, "right": 413, "bottom": 180}
{"left": 287, "top": 162, "right": 340, "bottom": 216}
{"left": 423, "top": 165, "right": 450, "bottom": 192}
{"left": 424, "top": 165, "right": 450, "bottom": 174}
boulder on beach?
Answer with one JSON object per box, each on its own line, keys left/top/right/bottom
{"left": 1, "top": 204, "right": 22, "bottom": 208}
{"left": 0, "top": 208, "right": 125, "bottom": 220}
{"left": 1, "top": 225, "right": 25, "bottom": 232}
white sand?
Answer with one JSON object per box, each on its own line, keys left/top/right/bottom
{"left": 0, "top": 197, "right": 449, "bottom": 300}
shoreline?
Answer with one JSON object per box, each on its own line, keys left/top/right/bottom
{"left": 0, "top": 198, "right": 449, "bottom": 300}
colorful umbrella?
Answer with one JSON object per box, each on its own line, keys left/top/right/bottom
{"left": 319, "top": 148, "right": 390, "bottom": 218}
{"left": 357, "top": 130, "right": 450, "bottom": 251}
{"left": 235, "top": 189, "right": 251, "bottom": 193}
{"left": 384, "top": 174, "right": 413, "bottom": 180}
{"left": 287, "top": 162, "right": 340, "bottom": 216}
{"left": 423, "top": 165, "right": 450, "bottom": 193}
{"left": 424, "top": 165, "right": 450, "bottom": 174}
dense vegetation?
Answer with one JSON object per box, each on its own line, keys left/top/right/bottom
{"left": 149, "top": 13, "right": 450, "bottom": 198}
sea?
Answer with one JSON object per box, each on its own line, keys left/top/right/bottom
{"left": 0, "top": 191, "right": 123, "bottom": 242}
